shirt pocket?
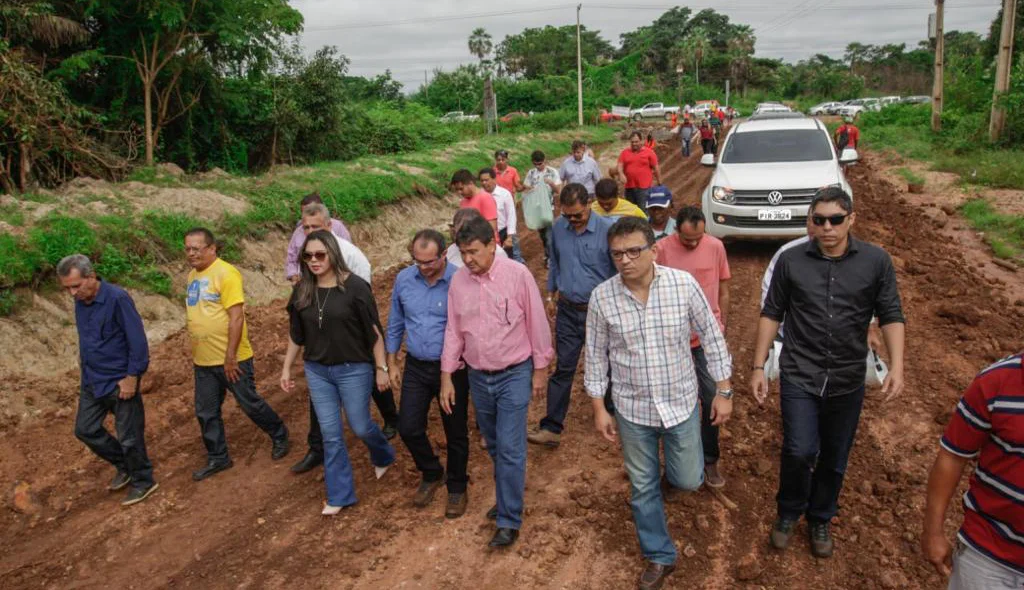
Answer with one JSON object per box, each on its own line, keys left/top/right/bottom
{"left": 489, "top": 293, "right": 523, "bottom": 327}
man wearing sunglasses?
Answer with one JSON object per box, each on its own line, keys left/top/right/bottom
{"left": 585, "top": 216, "right": 732, "bottom": 590}
{"left": 752, "top": 187, "right": 906, "bottom": 559}
{"left": 385, "top": 230, "right": 471, "bottom": 518}
{"left": 527, "top": 184, "right": 616, "bottom": 449}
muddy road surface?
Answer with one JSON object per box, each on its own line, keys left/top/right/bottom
{"left": 2, "top": 133, "right": 1022, "bottom": 589}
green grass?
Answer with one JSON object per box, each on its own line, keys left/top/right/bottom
{"left": 960, "top": 199, "right": 1024, "bottom": 261}
{"left": 0, "top": 127, "right": 616, "bottom": 314}
{"left": 896, "top": 168, "right": 925, "bottom": 185}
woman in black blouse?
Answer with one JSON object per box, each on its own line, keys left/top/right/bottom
{"left": 280, "top": 230, "right": 396, "bottom": 515}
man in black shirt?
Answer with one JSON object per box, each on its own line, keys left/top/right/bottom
{"left": 751, "top": 187, "right": 906, "bottom": 559}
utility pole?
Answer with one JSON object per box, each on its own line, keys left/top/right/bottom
{"left": 990, "top": 0, "right": 1017, "bottom": 141}
{"left": 576, "top": 3, "right": 584, "bottom": 126}
{"left": 931, "top": 0, "right": 944, "bottom": 132}
{"left": 424, "top": 70, "right": 428, "bottom": 99}
{"left": 725, "top": 79, "right": 730, "bottom": 107}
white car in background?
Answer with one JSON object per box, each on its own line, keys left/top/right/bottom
{"left": 753, "top": 103, "right": 792, "bottom": 116}
{"left": 808, "top": 102, "right": 842, "bottom": 116}
{"left": 836, "top": 102, "right": 867, "bottom": 119}
{"left": 699, "top": 116, "right": 858, "bottom": 240}
{"left": 880, "top": 96, "right": 902, "bottom": 107}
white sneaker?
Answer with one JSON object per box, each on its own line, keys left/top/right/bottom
{"left": 322, "top": 504, "right": 343, "bottom": 516}
{"left": 374, "top": 464, "right": 391, "bottom": 480}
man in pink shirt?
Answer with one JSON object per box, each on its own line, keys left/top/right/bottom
{"left": 450, "top": 169, "right": 499, "bottom": 238}
{"left": 654, "top": 206, "right": 732, "bottom": 488}
{"left": 493, "top": 149, "right": 523, "bottom": 194}
{"left": 440, "top": 216, "right": 553, "bottom": 549}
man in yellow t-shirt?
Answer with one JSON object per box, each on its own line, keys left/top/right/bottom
{"left": 184, "top": 227, "right": 290, "bottom": 481}
{"left": 592, "top": 178, "right": 648, "bottom": 222}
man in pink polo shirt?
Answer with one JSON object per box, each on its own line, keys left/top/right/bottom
{"left": 440, "top": 216, "right": 553, "bottom": 549}
{"left": 493, "top": 149, "right": 523, "bottom": 194}
{"left": 655, "top": 205, "right": 731, "bottom": 488}
{"left": 450, "top": 168, "right": 499, "bottom": 238}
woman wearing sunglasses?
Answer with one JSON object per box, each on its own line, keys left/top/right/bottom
{"left": 280, "top": 230, "right": 396, "bottom": 515}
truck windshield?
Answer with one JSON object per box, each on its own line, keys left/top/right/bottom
{"left": 721, "top": 130, "right": 833, "bottom": 164}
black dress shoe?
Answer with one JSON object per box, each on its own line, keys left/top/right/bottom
{"left": 488, "top": 527, "right": 519, "bottom": 548}
{"left": 108, "top": 469, "right": 131, "bottom": 491}
{"left": 271, "top": 435, "right": 291, "bottom": 461}
{"left": 486, "top": 504, "right": 498, "bottom": 520}
{"left": 290, "top": 451, "right": 323, "bottom": 474}
{"left": 192, "top": 460, "right": 234, "bottom": 481}
{"left": 382, "top": 422, "right": 398, "bottom": 440}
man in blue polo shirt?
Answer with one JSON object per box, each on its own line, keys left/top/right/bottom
{"left": 528, "top": 183, "right": 616, "bottom": 448}
{"left": 386, "top": 229, "right": 471, "bottom": 518}
{"left": 57, "top": 254, "right": 158, "bottom": 506}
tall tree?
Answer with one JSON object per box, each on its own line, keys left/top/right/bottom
{"left": 681, "top": 29, "right": 711, "bottom": 86}
{"left": 495, "top": 25, "right": 614, "bottom": 78}
{"left": 468, "top": 27, "right": 493, "bottom": 69}
{"left": 728, "top": 27, "right": 755, "bottom": 96}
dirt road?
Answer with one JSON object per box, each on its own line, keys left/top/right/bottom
{"left": 2, "top": 132, "right": 1022, "bottom": 589}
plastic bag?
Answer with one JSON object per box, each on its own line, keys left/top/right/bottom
{"left": 522, "top": 170, "right": 555, "bottom": 230}
{"left": 765, "top": 339, "right": 783, "bottom": 382}
{"left": 865, "top": 348, "right": 889, "bottom": 387}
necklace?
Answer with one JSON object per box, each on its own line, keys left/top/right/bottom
{"left": 314, "top": 286, "right": 331, "bottom": 329}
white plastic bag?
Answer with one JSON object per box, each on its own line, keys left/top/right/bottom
{"left": 865, "top": 348, "right": 889, "bottom": 387}
{"left": 765, "top": 340, "right": 783, "bottom": 382}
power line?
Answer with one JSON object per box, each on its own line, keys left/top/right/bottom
{"left": 304, "top": 6, "right": 574, "bottom": 32}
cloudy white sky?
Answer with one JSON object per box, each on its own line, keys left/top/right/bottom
{"left": 292, "top": 0, "right": 999, "bottom": 92}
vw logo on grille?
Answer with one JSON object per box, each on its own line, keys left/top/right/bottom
{"left": 767, "top": 190, "right": 784, "bottom": 205}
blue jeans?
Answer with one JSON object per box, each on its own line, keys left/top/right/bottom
{"left": 691, "top": 346, "right": 719, "bottom": 464}
{"left": 681, "top": 135, "right": 692, "bottom": 157}
{"left": 624, "top": 187, "right": 650, "bottom": 210}
{"left": 304, "top": 361, "right": 396, "bottom": 507}
{"left": 777, "top": 375, "right": 865, "bottom": 522}
{"left": 617, "top": 408, "right": 703, "bottom": 565}
{"left": 468, "top": 359, "right": 533, "bottom": 530}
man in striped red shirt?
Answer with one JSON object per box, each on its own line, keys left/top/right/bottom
{"left": 922, "top": 352, "right": 1024, "bottom": 589}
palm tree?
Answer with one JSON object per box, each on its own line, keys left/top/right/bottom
{"left": 681, "top": 29, "right": 711, "bottom": 86}
{"left": 468, "top": 27, "right": 493, "bottom": 69}
{"left": 728, "top": 28, "right": 755, "bottom": 96}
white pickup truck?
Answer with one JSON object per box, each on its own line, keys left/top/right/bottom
{"left": 629, "top": 102, "right": 681, "bottom": 121}
{"left": 439, "top": 111, "right": 481, "bottom": 123}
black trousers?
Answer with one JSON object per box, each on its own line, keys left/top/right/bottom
{"left": 306, "top": 384, "right": 398, "bottom": 456}
{"left": 397, "top": 357, "right": 470, "bottom": 493}
{"left": 75, "top": 384, "right": 155, "bottom": 488}
{"left": 193, "top": 358, "right": 287, "bottom": 462}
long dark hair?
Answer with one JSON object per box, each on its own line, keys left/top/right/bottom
{"left": 294, "top": 230, "right": 351, "bottom": 310}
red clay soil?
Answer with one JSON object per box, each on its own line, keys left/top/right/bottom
{"left": 1, "top": 134, "right": 1022, "bottom": 590}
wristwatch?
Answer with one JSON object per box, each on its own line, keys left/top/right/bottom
{"left": 377, "top": 365, "right": 388, "bottom": 373}
{"left": 716, "top": 388, "right": 734, "bottom": 400}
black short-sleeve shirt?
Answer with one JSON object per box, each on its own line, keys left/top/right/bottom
{"left": 287, "top": 274, "right": 383, "bottom": 365}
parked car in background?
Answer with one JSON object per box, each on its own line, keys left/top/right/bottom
{"left": 836, "top": 102, "right": 867, "bottom": 119}
{"left": 901, "top": 95, "right": 932, "bottom": 104}
{"left": 499, "top": 111, "right": 530, "bottom": 122}
{"left": 439, "top": 111, "right": 480, "bottom": 123}
{"left": 629, "top": 102, "right": 681, "bottom": 121}
{"left": 599, "top": 107, "right": 629, "bottom": 123}
{"left": 753, "top": 103, "right": 792, "bottom": 116}
{"left": 700, "top": 116, "right": 858, "bottom": 240}
{"left": 880, "top": 96, "right": 902, "bottom": 106}
{"left": 808, "top": 102, "right": 842, "bottom": 116}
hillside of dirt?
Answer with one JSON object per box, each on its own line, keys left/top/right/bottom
{"left": 1, "top": 129, "right": 1022, "bottom": 589}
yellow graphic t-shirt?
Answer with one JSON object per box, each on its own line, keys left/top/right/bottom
{"left": 591, "top": 199, "right": 648, "bottom": 221}
{"left": 186, "top": 258, "right": 254, "bottom": 366}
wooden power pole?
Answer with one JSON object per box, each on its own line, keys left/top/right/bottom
{"left": 931, "top": 0, "right": 944, "bottom": 132}
{"left": 576, "top": 4, "right": 584, "bottom": 126}
{"left": 990, "top": 0, "right": 1017, "bottom": 142}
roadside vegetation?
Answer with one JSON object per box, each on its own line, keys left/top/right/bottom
{"left": 959, "top": 199, "right": 1024, "bottom": 263}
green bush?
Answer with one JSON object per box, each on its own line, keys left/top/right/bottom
{"left": 0, "top": 289, "right": 17, "bottom": 315}
{"left": 0, "top": 233, "right": 41, "bottom": 287}
{"left": 27, "top": 216, "right": 99, "bottom": 267}
{"left": 143, "top": 211, "right": 204, "bottom": 252}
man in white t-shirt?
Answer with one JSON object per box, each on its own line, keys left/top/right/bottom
{"left": 446, "top": 208, "right": 508, "bottom": 268}
{"left": 479, "top": 167, "right": 523, "bottom": 263}
{"left": 300, "top": 204, "right": 372, "bottom": 285}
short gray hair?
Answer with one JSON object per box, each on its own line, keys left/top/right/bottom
{"left": 56, "top": 254, "right": 95, "bottom": 278}
{"left": 301, "top": 202, "right": 330, "bottom": 221}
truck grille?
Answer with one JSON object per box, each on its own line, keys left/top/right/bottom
{"left": 731, "top": 188, "right": 817, "bottom": 206}
{"left": 718, "top": 214, "right": 808, "bottom": 228}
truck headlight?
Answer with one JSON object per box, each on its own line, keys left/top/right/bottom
{"left": 712, "top": 186, "right": 734, "bottom": 204}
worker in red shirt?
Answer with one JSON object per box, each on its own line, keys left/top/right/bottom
{"left": 616, "top": 130, "right": 662, "bottom": 210}
{"left": 493, "top": 150, "right": 523, "bottom": 194}
{"left": 699, "top": 120, "right": 717, "bottom": 155}
{"left": 834, "top": 117, "right": 860, "bottom": 151}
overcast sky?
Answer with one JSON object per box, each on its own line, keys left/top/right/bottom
{"left": 292, "top": 0, "right": 999, "bottom": 92}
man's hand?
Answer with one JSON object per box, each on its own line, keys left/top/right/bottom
{"left": 280, "top": 370, "right": 294, "bottom": 393}
{"left": 532, "top": 368, "right": 547, "bottom": 398}
{"left": 504, "top": 235, "right": 513, "bottom": 248}
{"left": 440, "top": 373, "right": 456, "bottom": 415}
{"left": 752, "top": 369, "right": 769, "bottom": 405}
{"left": 224, "top": 357, "right": 241, "bottom": 383}
{"left": 117, "top": 376, "right": 138, "bottom": 400}
{"left": 710, "top": 395, "right": 733, "bottom": 426}
{"left": 388, "top": 362, "right": 402, "bottom": 392}
{"left": 921, "top": 531, "right": 953, "bottom": 577}
{"left": 594, "top": 407, "right": 617, "bottom": 442}
{"left": 545, "top": 296, "right": 557, "bottom": 318}
{"left": 375, "top": 368, "right": 390, "bottom": 392}
{"left": 868, "top": 325, "right": 884, "bottom": 353}
{"left": 881, "top": 365, "right": 905, "bottom": 402}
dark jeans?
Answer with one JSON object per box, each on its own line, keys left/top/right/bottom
{"left": 193, "top": 358, "right": 288, "bottom": 463}
{"left": 538, "top": 227, "right": 551, "bottom": 262}
{"left": 777, "top": 375, "right": 866, "bottom": 523}
{"left": 307, "top": 384, "right": 398, "bottom": 456}
{"left": 681, "top": 134, "right": 693, "bottom": 157}
{"left": 75, "top": 384, "right": 154, "bottom": 489}
{"left": 540, "top": 301, "right": 614, "bottom": 434}
{"left": 691, "top": 346, "right": 719, "bottom": 465}
{"left": 701, "top": 138, "right": 716, "bottom": 155}
{"left": 397, "top": 357, "right": 470, "bottom": 493}
{"left": 625, "top": 187, "right": 651, "bottom": 210}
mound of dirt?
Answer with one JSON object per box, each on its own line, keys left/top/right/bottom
{"left": 119, "top": 183, "right": 248, "bottom": 218}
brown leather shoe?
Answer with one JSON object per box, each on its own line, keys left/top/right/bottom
{"left": 413, "top": 478, "right": 444, "bottom": 508}
{"left": 638, "top": 561, "right": 676, "bottom": 590}
{"left": 526, "top": 427, "right": 561, "bottom": 448}
{"left": 445, "top": 492, "right": 468, "bottom": 519}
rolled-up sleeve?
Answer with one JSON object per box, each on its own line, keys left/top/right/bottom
{"left": 584, "top": 295, "right": 610, "bottom": 398}
{"left": 761, "top": 255, "right": 790, "bottom": 321}
{"left": 116, "top": 294, "right": 149, "bottom": 377}
{"left": 874, "top": 253, "right": 905, "bottom": 326}
{"left": 440, "top": 284, "right": 464, "bottom": 374}
{"left": 685, "top": 275, "right": 732, "bottom": 382}
{"left": 521, "top": 273, "right": 554, "bottom": 369}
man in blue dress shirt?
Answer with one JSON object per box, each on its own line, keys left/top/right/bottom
{"left": 57, "top": 254, "right": 158, "bottom": 506}
{"left": 386, "top": 229, "right": 471, "bottom": 518}
{"left": 528, "top": 183, "right": 617, "bottom": 448}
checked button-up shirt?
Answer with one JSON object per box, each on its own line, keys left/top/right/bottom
{"left": 584, "top": 265, "right": 732, "bottom": 428}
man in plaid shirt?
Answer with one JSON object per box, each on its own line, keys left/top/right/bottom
{"left": 585, "top": 217, "right": 733, "bottom": 590}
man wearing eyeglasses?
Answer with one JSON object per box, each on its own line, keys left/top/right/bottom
{"left": 585, "top": 216, "right": 732, "bottom": 590}
{"left": 527, "top": 184, "right": 615, "bottom": 449}
{"left": 386, "top": 230, "right": 471, "bottom": 518}
{"left": 752, "top": 187, "right": 906, "bottom": 559}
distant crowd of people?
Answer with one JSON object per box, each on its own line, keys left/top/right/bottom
{"left": 57, "top": 136, "right": 1021, "bottom": 590}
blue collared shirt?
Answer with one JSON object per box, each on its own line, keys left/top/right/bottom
{"left": 547, "top": 213, "right": 616, "bottom": 304}
{"left": 559, "top": 156, "right": 603, "bottom": 195}
{"left": 385, "top": 263, "right": 457, "bottom": 361}
{"left": 75, "top": 282, "right": 150, "bottom": 397}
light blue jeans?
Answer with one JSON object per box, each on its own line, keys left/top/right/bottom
{"left": 304, "top": 361, "right": 396, "bottom": 507}
{"left": 949, "top": 540, "right": 1024, "bottom": 590}
{"left": 617, "top": 407, "right": 704, "bottom": 565}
